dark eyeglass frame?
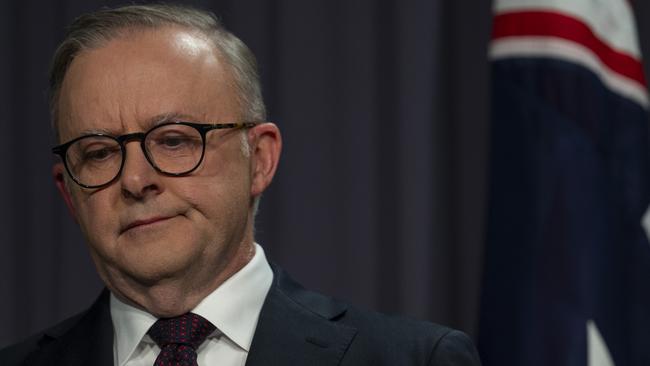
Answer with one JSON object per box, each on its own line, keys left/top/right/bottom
{"left": 52, "top": 121, "right": 259, "bottom": 189}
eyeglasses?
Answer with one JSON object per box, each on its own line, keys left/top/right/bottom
{"left": 52, "top": 121, "right": 258, "bottom": 189}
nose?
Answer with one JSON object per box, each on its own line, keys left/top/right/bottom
{"left": 119, "top": 140, "right": 163, "bottom": 200}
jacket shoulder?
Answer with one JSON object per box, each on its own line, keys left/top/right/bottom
{"left": 0, "top": 289, "right": 112, "bottom": 366}
{"left": 0, "top": 312, "right": 84, "bottom": 365}
{"left": 340, "top": 305, "right": 481, "bottom": 365}
{"left": 271, "top": 265, "right": 481, "bottom": 365}
{"left": 429, "top": 329, "right": 482, "bottom": 366}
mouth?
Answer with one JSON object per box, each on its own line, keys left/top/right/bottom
{"left": 121, "top": 216, "right": 174, "bottom": 234}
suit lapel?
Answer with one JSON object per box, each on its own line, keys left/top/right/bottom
{"left": 246, "top": 266, "right": 357, "bottom": 366}
{"left": 25, "top": 290, "right": 113, "bottom": 366}
{"left": 20, "top": 266, "right": 357, "bottom": 366}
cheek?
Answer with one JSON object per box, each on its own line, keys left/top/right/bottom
{"left": 186, "top": 143, "right": 253, "bottom": 215}
{"left": 72, "top": 190, "right": 120, "bottom": 248}
{"left": 173, "top": 173, "right": 251, "bottom": 241}
{"left": 177, "top": 178, "right": 245, "bottom": 219}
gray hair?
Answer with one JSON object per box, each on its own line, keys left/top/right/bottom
{"left": 49, "top": 3, "right": 266, "bottom": 136}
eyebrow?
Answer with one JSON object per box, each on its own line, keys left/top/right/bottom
{"left": 146, "top": 112, "right": 201, "bottom": 127}
{"left": 76, "top": 112, "right": 201, "bottom": 136}
{"left": 77, "top": 127, "right": 115, "bottom": 136}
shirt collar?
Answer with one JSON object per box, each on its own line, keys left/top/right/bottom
{"left": 110, "top": 243, "right": 273, "bottom": 366}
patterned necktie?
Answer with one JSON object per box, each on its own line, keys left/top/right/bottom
{"left": 148, "top": 313, "right": 216, "bottom": 366}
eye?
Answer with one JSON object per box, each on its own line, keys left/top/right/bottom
{"left": 159, "top": 135, "right": 192, "bottom": 148}
{"left": 71, "top": 136, "right": 120, "bottom": 164}
{"left": 151, "top": 131, "right": 202, "bottom": 150}
{"left": 82, "top": 145, "right": 120, "bottom": 162}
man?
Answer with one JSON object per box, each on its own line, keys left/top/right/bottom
{"left": 0, "top": 4, "right": 481, "bottom": 366}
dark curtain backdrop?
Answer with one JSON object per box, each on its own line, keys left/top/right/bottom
{"left": 1, "top": 0, "right": 492, "bottom": 348}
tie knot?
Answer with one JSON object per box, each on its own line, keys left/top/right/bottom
{"left": 148, "top": 313, "right": 215, "bottom": 350}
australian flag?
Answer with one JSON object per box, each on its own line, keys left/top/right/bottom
{"left": 478, "top": 0, "right": 650, "bottom": 365}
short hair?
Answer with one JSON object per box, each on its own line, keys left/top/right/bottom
{"left": 49, "top": 3, "right": 266, "bottom": 138}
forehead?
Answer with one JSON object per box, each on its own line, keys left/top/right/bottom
{"left": 57, "top": 26, "right": 240, "bottom": 140}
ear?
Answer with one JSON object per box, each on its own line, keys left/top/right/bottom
{"left": 53, "top": 162, "right": 78, "bottom": 222}
{"left": 249, "top": 123, "right": 282, "bottom": 197}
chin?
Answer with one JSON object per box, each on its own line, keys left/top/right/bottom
{"left": 115, "top": 235, "right": 202, "bottom": 274}
{"left": 124, "top": 257, "right": 193, "bottom": 284}
{"left": 95, "top": 250, "right": 193, "bottom": 289}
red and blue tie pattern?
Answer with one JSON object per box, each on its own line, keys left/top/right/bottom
{"left": 148, "top": 313, "right": 216, "bottom": 366}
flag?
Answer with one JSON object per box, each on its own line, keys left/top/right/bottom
{"left": 478, "top": 1, "right": 650, "bottom": 365}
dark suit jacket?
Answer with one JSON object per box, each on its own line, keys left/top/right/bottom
{"left": 0, "top": 265, "right": 481, "bottom": 365}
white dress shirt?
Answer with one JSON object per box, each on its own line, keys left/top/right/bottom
{"left": 110, "top": 243, "right": 273, "bottom": 366}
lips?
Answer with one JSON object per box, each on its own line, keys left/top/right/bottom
{"left": 121, "top": 216, "right": 174, "bottom": 234}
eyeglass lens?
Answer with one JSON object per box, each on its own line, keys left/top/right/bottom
{"left": 65, "top": 124, "right": 204, "bottom": 187}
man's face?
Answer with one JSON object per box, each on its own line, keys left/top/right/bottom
{"left": 53, "top": 27, "right": 277, "bottom": 313}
